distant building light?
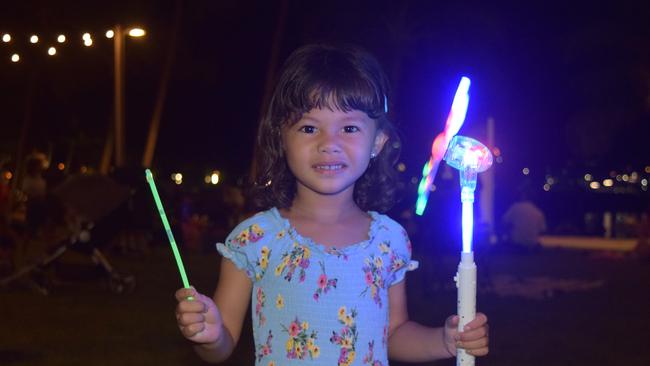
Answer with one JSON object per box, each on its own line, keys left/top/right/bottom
{"left": 590, "top": 181, "right": 601, "bottom": 190}
{"left": 80, "top": 166, "right": 88, "bottom": 174}
{"left": 3, "top": 171, "right": 12, "bottom": 180}
{"left": 546, "top": 177, "right": 555, "bottom": 185}
{"left": 615, "top": 175, "right": 622, "bottom": 182}
{"left": 82, "top": 33, "right": 91, "bottom": 41}
{"left": 492, "top": 147, "right": 501, "bottom": 157}
{"left": 30, "top": 35, "right": 38, "bottom": 43}
{"left": 57, "top": 163, "right": 65, "bottom": 171}
{"left": 522, "top": 167, "right": 530, "bottom": 175}
{"left": 410, "top": 177, "right": 418, "bottom": 184}
{"left": 622, "top": 174, "right": 629, "bottom": 182}
{"left": 84, "top": 38, "right": 93, "bottom": 47}
{"left": 106, "top": 30, "right": 114, "bottom": 39}
{"left": 397, "top": 162, "right": 406, "bottom": 172}
{"left": 603, "top": 179, "right": 614, "bottom": 187}
{"left": 642, "top": 179, "right": 648, "bottom": 187}
{"left": 584, "top": 174, "right": 592, "bottom": 181}
{"left": 2, "top": 33, "right": 11, "bottom": 42}
{"left": 630, "top": 172, "right": 639, "bottom": 183}
{"left": 11, "top": 53, "right": 19, "bottom": 62}
{"left": 645, "top": 166, "right": 650, "bottom": 174}
{"left": 430, "top": 184, "right": 437, "bottom": 192}
{"left": 496, "top": 156, "right": 503, "bottom": 164}
{"left": 57, "top": 34, "right": 66, "bottom": 43}
{"left": 543, "top": 183, "right": 551, "bottom": 191}
{"left": 48, "top": 47, "right": 56, "bottom": 56}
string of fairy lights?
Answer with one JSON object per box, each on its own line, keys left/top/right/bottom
{"left": 1, "top": 27, "right": 145, "bottom": 63}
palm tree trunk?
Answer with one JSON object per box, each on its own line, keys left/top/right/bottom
{"left": 142, "top": 0, "right": 183, "bottom": 168}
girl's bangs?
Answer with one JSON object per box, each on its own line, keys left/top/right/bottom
{"left": 306, "top": 82, "right": 384, "bottom": 119}
{"left": 280, "top": 80, "right": 385, "bottom": 125}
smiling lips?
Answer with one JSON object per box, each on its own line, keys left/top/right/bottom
{"left": 313, "top": 162, "right": 347, "bottom": 172}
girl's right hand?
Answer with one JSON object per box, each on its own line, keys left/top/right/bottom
{"left": 175, "top": 287, "right": 224, "bottom": 345}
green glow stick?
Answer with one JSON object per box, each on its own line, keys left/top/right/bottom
{"left": 145, "top": 169, "right": 191, "bottom": 290}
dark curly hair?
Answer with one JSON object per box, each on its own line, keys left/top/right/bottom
{"left": 249, "top": 44, "right": 401, "bottom": 213}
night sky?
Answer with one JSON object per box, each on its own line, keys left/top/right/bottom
{"left": 2, "top": 0, "right": 649, "bottom": 190}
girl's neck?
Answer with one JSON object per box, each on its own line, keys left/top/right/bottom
{"left": 280, "top": 189, "right": 372, "bottom": 248}
{"left": 284, "top": 187, "right": 364, "bottom": 225}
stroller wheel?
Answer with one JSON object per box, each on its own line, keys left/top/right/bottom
{"left": 108, "top": 273, "right": 136, "bottom": 294}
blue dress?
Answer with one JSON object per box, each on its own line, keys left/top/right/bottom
{"left": 217, "top": 207, "right": 416, "bottom": 366}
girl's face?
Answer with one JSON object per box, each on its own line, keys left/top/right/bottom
{"left": 281, "top": 107, "right": 387, "bottom": 200}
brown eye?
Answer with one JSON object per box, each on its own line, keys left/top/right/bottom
{"left": 343, "top": 126, "right": 360, "bottom": 133}
{"left": 298, "top": 125, "right": 316, "bottom": 133}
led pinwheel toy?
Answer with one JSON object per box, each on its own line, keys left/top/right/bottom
{"left": 443, "top": 135, "right": 493, "bottom": 366}
{"left": 415, "top": 76, "right": 470, "bottom": 216}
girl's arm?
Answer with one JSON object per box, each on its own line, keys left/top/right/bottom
{"left": 194, "top": 258, "right": 253, "bottom": 363}
{"left": 387, "top": 280, "right": 455, "bottom": 361}
{"left": 387, "top": 279, "right": 489, "bottom": 361}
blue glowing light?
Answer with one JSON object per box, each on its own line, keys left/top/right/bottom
{"left": 462, "top": 199, "right": 473, "bottom": 253}
{"left": 445, "top": 136, "right": 493, "bottom": 253}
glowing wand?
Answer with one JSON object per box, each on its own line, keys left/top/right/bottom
{"left": 443, "top": 136, "right": 493, "bottom": 366}
{"left": 145, "top": 169, "right": 191, "bottom": 290}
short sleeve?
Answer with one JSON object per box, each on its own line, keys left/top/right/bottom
{"left": 216, "top": 212, "right": 274, "bottom": 281}
{"left": 383, "top": 219, "right": 418, "bottom": 287}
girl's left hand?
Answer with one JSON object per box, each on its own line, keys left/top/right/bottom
{"left": 442, "top": 313, "right": 489, "bottom": 357}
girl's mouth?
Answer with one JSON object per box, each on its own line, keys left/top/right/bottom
{"left": 313, "top": 163, "right": 346, "bottom": 171}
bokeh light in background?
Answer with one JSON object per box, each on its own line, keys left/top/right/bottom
{"left": 205, "top": 170, "right": 220, "bottom": 185}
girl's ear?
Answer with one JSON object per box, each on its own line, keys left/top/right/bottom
{"left": 372, "top": 131, "right": 389, "bottom": 157}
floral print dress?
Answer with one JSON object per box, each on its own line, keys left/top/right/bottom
{"left": 216, "top": 207, "right": 417, "bottom": 366}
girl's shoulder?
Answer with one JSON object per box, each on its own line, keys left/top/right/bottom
{"left": 369, "top": 212, "right": 413, "bottom": 257}
{"left": 371, "top": 212, "right": 409, "bottom": 239}
{"left": 224, "top": 207, "right": 286, "bottom": 247}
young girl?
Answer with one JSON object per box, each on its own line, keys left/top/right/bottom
{"left": 175, "top": 44, "right": 489, "bottom": 365}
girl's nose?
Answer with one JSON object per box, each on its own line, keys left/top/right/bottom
{"left": 317, "top": 132, "right": 341, "bottom": 154}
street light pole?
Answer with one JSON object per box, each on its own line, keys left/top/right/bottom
{"left": 98, "top": 25, "right": 144, "bottom": 174}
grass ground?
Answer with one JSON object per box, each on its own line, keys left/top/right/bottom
{"left": 1, "top": 243, "right": 648, "bottom": 366}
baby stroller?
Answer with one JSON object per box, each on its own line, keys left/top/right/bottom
{"left": 0, "top": 174, "right": 136, "bottom": 295}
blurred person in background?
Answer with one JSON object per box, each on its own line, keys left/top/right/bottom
{"left": 501, "top": 192, "right": 546, "bottom": 252}
{"left": 21, "top": 152, "right": 48, "bottom": 201}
